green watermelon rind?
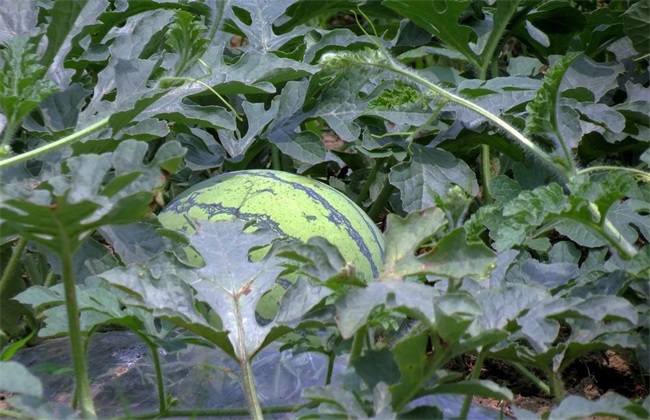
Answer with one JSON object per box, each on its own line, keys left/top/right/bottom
{"left": 159, "top": 170, "right": 384, "bottom": 280}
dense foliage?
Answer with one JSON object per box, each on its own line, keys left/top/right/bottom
{"left": 0, "top": 0, "right": 648, "bottom": 419}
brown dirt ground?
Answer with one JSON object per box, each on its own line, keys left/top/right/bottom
{"left": 469, "top": 349, "right": 649, "bottom": 417}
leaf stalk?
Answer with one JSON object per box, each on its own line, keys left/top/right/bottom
{"left": 349, "top": 324, "right": 368, "bottom": 362}
{"left": 381, "top": 61, "right": 565, "bottom": 178}
{"left": 550, "top": 370, "right": 565, "bottom": 402}
{"left": 0, "top": 117, "right": 110, "bottom": 169}
{"left": 325, "top": 352, "right": 335, "bottom": 385}
{"left": 0, "top": 237, "right": 27, "bottom": 298}
{"left": 577, "top": 165, "right": 650, "bottom": 181}
{"left": 0, "top": 407, "right": 21, "bottom": 418}
{"left": 459, "top": 349, "right": 488, "bottom": 420}
{"left": 367, "top": 180, "right": 394, "bottom": 221}
{"left": 134, "top": 333, "right": 168, "bottom": 415}
{"left": 355, "top": 157, "right": 386, "bottom": 207}
{"left": 59, "top": 235, "right": 96, "bottom": 419}
{"left": 476, "top": 2, "right": 522, "bottom": 79}
{"left": 128, "top": 402, "right": 319, "bottom": 419}
{"left": 241, "top": 357, "right": 264, "bottom": 420}
{"left": 1, "top": 121, "right": 19, "bottom": 152}
{"left": 511, "top": 362, "right": 551, "bottom": 395}
{"left": 481, "top": 144, "right": 493, "bottom": 204}
{"left": 271, "top": 146, "right": 282, "bottom": 171}
{"left": 590, "top": 202, "right": 637, "bottom": 259}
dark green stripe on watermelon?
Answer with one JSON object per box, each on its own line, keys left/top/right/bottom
{"left": 165, "top": 194, "right": 292, "bottom": 240}
{"left": 253, "top": 170, "right": 383, "bottom": 277}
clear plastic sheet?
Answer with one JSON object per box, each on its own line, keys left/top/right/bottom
{"left": 13, "top": 332, "right": 505, "bottom": 418}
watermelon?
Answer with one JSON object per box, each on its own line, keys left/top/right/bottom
{"left": 159, "top": 169, "right": 385, "bottom": 282}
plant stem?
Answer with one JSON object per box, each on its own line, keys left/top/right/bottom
{"left": 417, "top": 73, "right": 557, "bottom": 173}
{"left": 481, "top": 144, "right": 493, "bottom": 204}
{"left": 447, "top": 278, "right": 463, "bottom": 293}
{"left": 349, "top": 325, "right": 368, "bottom": 363}
{"left": 325, "top": 352, "right": 335, "bottom": 385}
{"left": 392, "top": 333, "right": 453, "bottom": 412}
{"left": 475, "top": 2, "right": 520, "bottom": 207}
{"left": 535, "top": 212, "right": 637, "bottom": 259}
{"left": 173, "top": 47, "right": 191, "bottom": 78}
{"left": 43, "top": 270, "right": 57, "bottom": 287}
{"left": 405, "top": 101, "right": 446, "bottom": 150}
{"left": 511, "top": 362, "right": 551, "bottom": 395}
{"left": 137, "top": 334, "right": 167, "bottom": 415}
{"left": 476, "top": 1, "right": 522, "bottom": 79}
{"left": 590, "top": 202, "right": 637, "bottom": 259}
{"left": 367, "top": 180, "right": 394, "bottom": 221}
{"left": 128, "top": 402, "right": 320, "bottom": 419}
{"left": 23, "top": 252, "right": 45, "bottom": 287}
{"left": 206, "top": 0, "right": 226, "bottom": 45}
{"left": 577, "top": 165, "right": 650, "bottom": 180}
{"left": 0, "top": 408, "right": 21, "bottom": 418}
{"left": 160, "top": 74, "right": 242, "bottom": 120}
{"left": 1, "top": 120, "right": 18, "bottom": 150}
{"left": 0, "top": 237, "right": 27, "bottom": 297}
{"left": 271, "top": 146, "right": 282, "bottom": 171}
{"left": 490, "top": 57, "right": 500, "bottom": 79}
{"left": 240, "top": 357, "right": 263, "bottom": 420}
{"left": 0, "top": 117, "right": 110, "bottom": 169}
{"left": 459, "top": 350, "right": 488, "bottom": 420}
{"left": 550, "top": 370, "right": 565, "bottom": 402}
{"left": 355, "top": 157, "right": 386, "bottom": 206}
{"left": 59, "top": 237, "right": 96, "bottom": 419}
{"left": 365, "top": 59, "right": 565, "bottom": 179}
{"left": 371, "top": 131, "right": 419, "bottom": 138}
{"left": 152, "top": 348, "right": 166, "bottom": 414}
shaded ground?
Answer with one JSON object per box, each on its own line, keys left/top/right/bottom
{"left": 468, "top": 349, "right": 648, "bottom": 416}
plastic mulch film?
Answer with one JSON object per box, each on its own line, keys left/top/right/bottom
{"left": 12, "top": 331, "right": 506, "bottom": 419}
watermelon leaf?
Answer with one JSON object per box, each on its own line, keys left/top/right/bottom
{"left": 273, "top": 236, "right": 356, "bottom": 286}
{"left": 383, "top": 0, "right": 522, "bottom": 78}
{"left": 383, "top": 0, "right": 478, "bottom": 68}
{"left": 102, "top": 220, "right": 345, "bottom": 372}
{"left": 185, "top": 220, "right": 292, "bottom": 358}
{"left": 381, "top": 207, "right": 447, "bottom": 275}
{"left": 301, "top": 386, "right": 368, "bottom": 418}
{"left": 100, "top": 219, "right": 328, "bottom": 417}
{"left": 0, "top": 361, "right": 43, "bottom": 397}
{"left": 523, "top": 52, "right": 579, "bottom": 172}
{"left": 226, "top": 0, "right": 311, "bottom": 52}
{"left": 429, "top": 380, "right": 513, "bottom": 401}
{"left": 379, "top": 208, "right": 495, "bottom": 281}
{"left": 546, "top": 393, "right": 650, "bottom": 420}
{"left": 14, "top": 279, "right": 159, "bottom": 339}
{"left": 0, "top": 139, "right": 185, "bottom": 253}
{"left": 99, "top": 254, "right": 236, "bottom": 357}
{"left": 0, "top": 36, "right": 58, "bottom": 155}
{"left": 99, "top": 219, "right": 302, "bottom": 359}
{"left": 335, "top": 282, "right": 437, "bottom": 339}
{"left": 389, "top": 144, "right": 479, "bottom": 213}
{"left": 218, "top": 100, "right": 279, "bottom": 159}
{"left": 39, "top": 0, "right": 88, "bottom": 72}
{"left": 389, "top": 144, "right": 478, "bottom": 212}
{"left": 622, "top": 0, "right": 650, "bottom": 56}
{"left": 263, "top": 80, "right": 328, "bottom": 164}
{"left": 0, "top": 363, "right": 78, "bottom": 420}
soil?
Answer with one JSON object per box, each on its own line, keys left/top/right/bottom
{"left": 469, "top": 349, "right": 649, "bottom": 417}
